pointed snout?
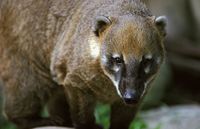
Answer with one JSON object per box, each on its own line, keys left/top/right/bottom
{"left": 122, "top": 89, "right": 140, "bottom": 105}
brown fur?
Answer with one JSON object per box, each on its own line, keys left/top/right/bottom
{"left": 0, "top": 0, "right": 165, "bottom": 129}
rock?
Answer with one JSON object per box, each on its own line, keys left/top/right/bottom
{"left": 33, "top": 105, "right": 200, "bottom": 129}
{"left": 140, "top": 105, "right": 200, "bottom": 129}
{"left": 34, "top": 127, "right": 73, "bottom": 129}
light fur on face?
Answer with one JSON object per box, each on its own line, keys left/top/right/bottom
{"left": 88, "top": 36, "right": 100, "bottom": 59}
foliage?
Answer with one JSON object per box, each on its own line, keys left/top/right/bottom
{"left": 95, "top": 104, "right": 111, "bottom": 129}
{"left": 95, "top": 104, "right": 148, "bottom": 129}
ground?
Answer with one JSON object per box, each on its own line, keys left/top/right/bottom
{"left": 33, "top": 105, "right": 200, "bottom": 129}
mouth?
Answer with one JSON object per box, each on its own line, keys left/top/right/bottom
{"left": 123, "top": 97, "right": 139, "bottom": 105}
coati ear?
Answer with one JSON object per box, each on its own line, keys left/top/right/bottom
{"left": 93, "top": 16, "right": 112, "bottom": 37}
{"left": 155, "top": 16, "right": 167, "bottom": 37}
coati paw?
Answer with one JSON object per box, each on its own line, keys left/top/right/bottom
{"left": 75, "top": 124, "right": 103, "bottom": 129}
{"left": 94, "top": 124, "right": 104, "bottom": 129}
{"left": 49, "top": 117, "right": 72, "bottom": 126}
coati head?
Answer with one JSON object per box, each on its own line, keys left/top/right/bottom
{"left": 93, "top": 15, "right": 167, "bottom": 104}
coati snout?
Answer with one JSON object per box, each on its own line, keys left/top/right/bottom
{"left": 95, "top": 15, "right": 167, "bottom": 104}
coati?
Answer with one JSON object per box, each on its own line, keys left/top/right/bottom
{"left": 0, "top": 0, "right": 167, "bottom": 129}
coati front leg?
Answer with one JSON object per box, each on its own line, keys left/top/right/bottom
{"left": 65, "top": 86, "right": 102, "bottom": 129}
{"left": 47, "top": 86, "right": 73, "bottom": 127}
{"left": 2, "top": 66, "right": 67, "bottom": 129}
{"left": 4, "top": 87, "right": 62, "bottom": 129}
{"left": 110, "top": 101, "right": 139, "bottom": 129}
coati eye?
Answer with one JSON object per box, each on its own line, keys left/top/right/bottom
{"left": 139, "top": 55, "right": 157, "bottom": 75}
{"left": 142, "top": 58, "right": 153, "bottom": 67}
{"left": 112, "top": 57, "right": 124, "bottom": 64}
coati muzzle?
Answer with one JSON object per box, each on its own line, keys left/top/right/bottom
{"left": 115, "top": 56, "right": 157, "bottom": 105}
{"left": 119, "top": 78, "right": 145, "bottom": 105}
{"left": 122, "top": 89, "right": 140, "bottom": 104}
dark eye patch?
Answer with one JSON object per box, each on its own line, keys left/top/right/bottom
{"left": 103, "top": 54, "right": 124, "bottom": 74}
{"left": 111, "top": 56, "right": 124, "bottom": 64}
{"left": 138, "top": 56, "right": 157, "bottom": 79}
{"left": 142, "top": 58, "right": 153, "bottom": 68}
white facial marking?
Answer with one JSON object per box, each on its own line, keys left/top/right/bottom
{"left": 113, "top": 65, "right": 120, "bottom": 72}
{"left": 103, "top": 71, "right": 122, "bottom": 97}
{"left": 139, "top": 57, "right": 143, "bottom": 63}
{"left": 112, "top": 53, "right": 121, "bottom": 72}
{"left": 156, "top": 57, "right": 161, "bottom": 64}
{"left": 141, "top": 83, "right": 148, "bottom": 97}
{"left": 108, "top": 76, "right": 122, "bottom": 97}
{"left": 142, "top": 76, "right": 155, "bottom": 97}
{"left": 89, "top": 36, "right": 100, "bottom": 59}
{"left": 145, "top": 54, "right": 153, "bottom": 60}
{"left": 112, "top": 53, "right": 120, "bottom": 58}
{"left": 143, "top": 54, "right": 153, "bottom": 74}
{"left": 101, "top": 55, "right": 107, "bottom": 64}
{"left": 112, "top": 79, "right": 122, "bottom": 97}
{"left": 144, "top": 65, "right": 150, "bottom": 74}
{"left": 144, "top": 82, "right": 148, "bottom": 89}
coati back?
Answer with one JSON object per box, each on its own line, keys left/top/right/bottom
{"left": 0, "top": 0, "right": 167, "bottom": 129}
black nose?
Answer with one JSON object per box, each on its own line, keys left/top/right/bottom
{"left": 123, "top": 90, "right": 140, "bottom": 104}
